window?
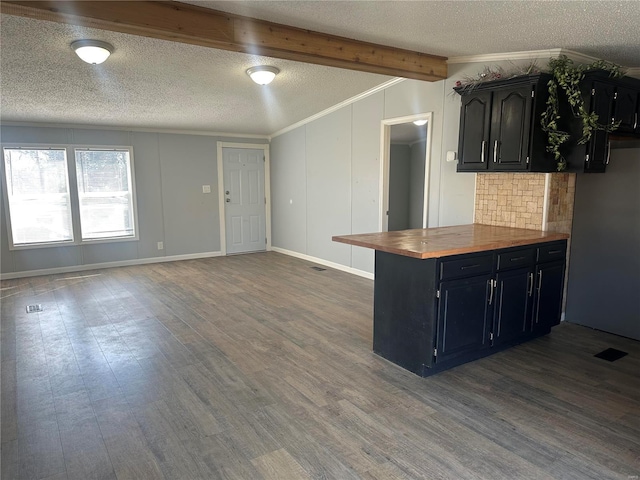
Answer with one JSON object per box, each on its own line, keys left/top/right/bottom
{"left": 2, "top": 145, "right": 137, "bottom": 249}
{"left": 3, "top": 147, "right": 74, "bottom": 247}
{"left": 75, "top": 149, "right": 136, "bottom": 240}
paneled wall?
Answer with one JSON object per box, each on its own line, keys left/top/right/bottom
{"left": 270, "top": 79, "right": 452, "bottom": 275}
{"left": 0, "top": 125, "right": 266, "bottom": 277}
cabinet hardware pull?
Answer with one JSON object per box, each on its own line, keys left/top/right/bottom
{"left": 493, "top": 140, "right": 499, "bottom": 163}
{"left": 547, "top": 250, "right": 562, "bottom": 255}
{"left": 634, "top": 112, "right": 638, "bottom": 131}
{"left": 528, "top": 272, "right": 534, "bottom": 297}
{"left": 538, "top": 270, "right": 543, "bottom": 291}
{"left": 606, "top": 142, "right": 611, "bottom": 165}
{"left": 488, "top": 279, "right": 495, "bottom": 305}
{"left": 510, "top": 256, "right": 527, "bottom": 262}
{"left": 460, "top": 264, "right": 481, "bottom": 270}
{"left": 481, "top": 140, "right": 486, "bottom": 163}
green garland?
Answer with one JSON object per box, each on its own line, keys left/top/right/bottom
{"left": 540, "top": 55, "right": 625, "bottom": 171}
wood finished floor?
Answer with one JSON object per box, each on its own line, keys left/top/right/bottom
{"left": 1, "top": 252, "right": 639, "bottom": 480}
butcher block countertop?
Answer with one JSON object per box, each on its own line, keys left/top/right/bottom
{"left": 332, "top": 224, "right": 569, "bottom": 259}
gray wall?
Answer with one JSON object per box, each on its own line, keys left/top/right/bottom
{"left": 565, "top": 146, "right": 640, "bottom": 340}
{"left": 0, "top": 125, "right": 266, "bottom": 276}
{"left": 388, "top": 144, "right": 411, "bottom": 231}
{"left": 270, "top": 76, "right": 467, "bottom": 274}
{"left": 409, "top": 140, "right": 427, "bottom": 229}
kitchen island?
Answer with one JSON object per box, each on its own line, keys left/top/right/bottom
{"left": 333, "top": 224, "right": 569, "bottom": 376}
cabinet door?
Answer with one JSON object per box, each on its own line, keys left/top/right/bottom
{"left": 613, "top": 87, "right": 639, "bottom": 134}
{"left": 492, "top": 268, "right": 532, "bottom": 347}
{"left": 457, "top": 92, "right": 491, "bottom": 171}
{"left": 489, "top": 86, "right": 533, "bottom": 171}
{"left": 436, "top": 275, "right": 492, "bottom": 363}
{"left": 532, "top": 261, "right": 565, "bottom": 332}
{"left": 585, "top": 82, "right": 615, "bottom": 173}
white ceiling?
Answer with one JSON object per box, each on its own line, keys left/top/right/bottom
{"left": 2, "top": 1, "right": 640, "bottom": 136}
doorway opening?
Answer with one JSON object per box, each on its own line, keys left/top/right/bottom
{"left": 379, "top": 113, "right": 433, "bottom": 232}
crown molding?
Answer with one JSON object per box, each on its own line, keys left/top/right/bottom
{"left": 270, "top": 77, "right": 406, "bottom": 140}
{"left": 0, "top": 121, "right": 270, "bottom": 140}
{"left": 626, "top": 67, "right": 640, "bottom": 79}
{"left": 446, "top": 48, "right": 616, "bottom": 66}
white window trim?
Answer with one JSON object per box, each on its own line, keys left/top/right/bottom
{"left": 1, "top": 143, "right": 139, "bottom": 250}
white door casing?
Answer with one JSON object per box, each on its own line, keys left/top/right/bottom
{"left": 379, "top": 113, "right": 433, "bottom": 232}
{"left": 217, "top": 143, "right": 271, "bottom": 255}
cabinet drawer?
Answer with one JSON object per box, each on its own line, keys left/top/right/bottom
{"left": 496, "top": 248, "right": 535, "bottom": 271}
{"left": 439, "top": 253, "right": 493, "bottom": 281}
{"left": 537, "top": 242, "right": 567, "bottom": 263}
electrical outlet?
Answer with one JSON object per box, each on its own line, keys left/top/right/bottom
{"left": 157, "top": 242, "right": 164, "bottom": 250}
{"left": 202, "top": 185, "right": 211, "bottom": 194}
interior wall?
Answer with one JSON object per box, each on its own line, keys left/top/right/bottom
{"left": 409, "top": 140, "right": 427, "bottom": 228}
{"left": 388, "top": 144, "right": 411, "bottom": 231}
{"left": 270, "top": 79, "right": 450, "bottom": 274}
{"left": 565, "top": 146, "right": 640, "bottom": 340}
{"left": 0, "top": 125, "right": 266, "bottom": 276}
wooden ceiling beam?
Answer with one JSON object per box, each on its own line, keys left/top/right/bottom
{"left": 1, "top": 0, "right": 448, "bottom": 82}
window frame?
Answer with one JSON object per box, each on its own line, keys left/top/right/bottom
{"left": 1, "top": 143, "right": 139, "bottom": 251}
{"left": 73, "top": 146, "right": 139, "bottom": 244}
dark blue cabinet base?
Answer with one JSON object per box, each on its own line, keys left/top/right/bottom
{"left": 372, "top": 241, "right": 566, "bottom": 377}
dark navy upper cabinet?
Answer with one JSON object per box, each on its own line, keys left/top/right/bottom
{"left": 455, "top": 74, "right": 558, "bottom": 173}
{"left": 457, "top": 92, "right": 492, "bottom": 171}
{"left": 457, "top": 72, "right": 640, "bottom": 174}
{"left": 614, "top": 86, "right": 640, "bottom": 134}
{"left": 566, "top": 73, "right": 640, "bottom": 173}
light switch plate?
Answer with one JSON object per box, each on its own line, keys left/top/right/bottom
{"left": 202, "top": 185, "right": 211, "bottom": 193}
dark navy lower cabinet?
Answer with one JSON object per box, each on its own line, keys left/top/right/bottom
{"left": 372, "top": 240, "right": 567, "bottom": 377}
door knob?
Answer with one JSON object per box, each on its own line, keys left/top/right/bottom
{"left": 226, "top": 198, "right": 230, "bottom": 202}
{"left": 225, "top": 191, "right": 230, "bottom": 195}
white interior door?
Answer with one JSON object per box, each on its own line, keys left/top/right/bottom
{"left": 223, "top": 147, "right": 266, "bottom": 254}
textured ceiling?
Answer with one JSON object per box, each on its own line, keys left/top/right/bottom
{"left": 0, "top": 15, "right": 392, "bottom": 135}
{"left": 189, "top": 0, "right": 640, "bottom": 67}
{"left": 2, "top": 1, "right": 640, "bottom": 135}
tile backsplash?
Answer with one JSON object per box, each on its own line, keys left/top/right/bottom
{"left": 474, "top": 173, "right": 575, "bottom": 233}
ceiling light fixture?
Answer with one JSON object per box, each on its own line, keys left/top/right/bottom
{"left": 246, "top": 66, "right": 280, "bottom": 85}
{"left": 71, "top": 40, "right": 113, "bottom": 65}
{"left": 413, "top": 119, "right": 428, "bottom": 126}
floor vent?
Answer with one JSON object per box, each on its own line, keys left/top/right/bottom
{"left": 26, "top": 304, "right": 44, "bottom": 313}
{"left": 310, "top": 266, "right": 327, "bottom": 272}
{"left": 594, "top": 348, "right": 628, "bottom": 362}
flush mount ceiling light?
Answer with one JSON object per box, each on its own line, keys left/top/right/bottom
{"left": 246, "top": 66, "right": 280, "bottom": 85}
{"left": 413, "top": 119, "right": 428, "bottom": 126}
{"left": 71, "top": 40, "right": 113, "bottom": 65}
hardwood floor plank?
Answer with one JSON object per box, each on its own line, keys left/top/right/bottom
{"left": 92, "top": 395, "right": 165, "bottom": 480}
{"left": 58, "top": 417, "right": 115, "bottom": 480}
{"left": 251, "top": 448, "right": 311, "bottom": 480}
{"left": 17, "top": 416, "right": 66, "bottom": 480}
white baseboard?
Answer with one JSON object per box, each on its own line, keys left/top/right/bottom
{"left": 270, "top": 247, "right": 374, "bottom": 280}
{"left": 0, "top": 251, "right": 223, "bottom": 280}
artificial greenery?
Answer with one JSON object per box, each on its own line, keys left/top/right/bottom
{"left": 540, "top": 55, "right": 625, "bottom": 171}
